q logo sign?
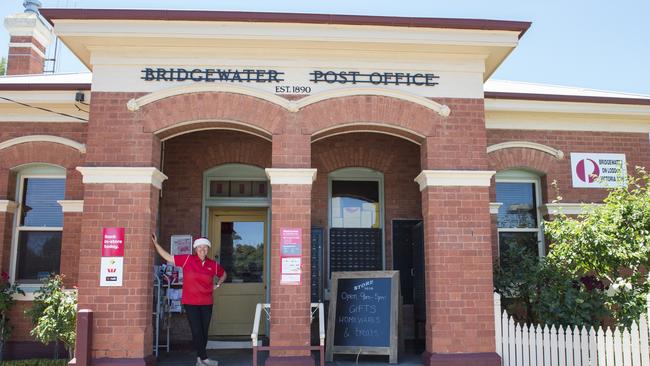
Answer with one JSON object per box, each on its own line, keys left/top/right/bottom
{"left": 570, "top": 153, "right": 626, "bottom": 188}
{"left": 575, "top": 158, "right": 600, "bottom": 183}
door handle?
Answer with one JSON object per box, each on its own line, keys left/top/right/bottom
{"left": 411, "top": 268, "right": 415, "bottom": 277}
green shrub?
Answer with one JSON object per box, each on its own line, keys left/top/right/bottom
{"left": 0, "top": 358, "right": 68, "bottom": 366}
{"left": 25, "top": 275, "right": 76, "bottom": 360}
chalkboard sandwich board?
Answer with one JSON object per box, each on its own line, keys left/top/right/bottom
{"left": 326, "top": 271, "right": 400, "bottom": 364}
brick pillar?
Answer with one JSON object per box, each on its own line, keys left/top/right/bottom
{"left": 74, "top": 91, "right": 165, "bottom": 365}
{"left": 3, "top": 12, "right": 53, "bottom": 75}
{"left": 416, "top": 170, "right": 498, "bottom": 366}
{"left": 76, "top": 167, "right": 166, "bottom": 365}
{"left": 264, "top": 122, "right": 316, "bottom": 366}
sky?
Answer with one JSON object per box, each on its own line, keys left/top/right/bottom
{"left": 1, "top": 0, "right": 650, "bottom": 95}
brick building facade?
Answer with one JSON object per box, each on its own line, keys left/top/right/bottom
{"left": 1, "top": 6, "right": 649, "bottom": 366}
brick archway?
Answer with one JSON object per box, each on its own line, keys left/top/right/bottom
{"left": 137, "top": 92, "right": 290, "bottom": 138}
{"left": 299, "top": 95, "right": 444, "bottom": 139}
{"left": 488, "top": 147, "right": 559, "bottom": 174}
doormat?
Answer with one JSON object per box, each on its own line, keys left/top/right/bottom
{"left": 206, "top": 340, "right": 252, "bottom": 349}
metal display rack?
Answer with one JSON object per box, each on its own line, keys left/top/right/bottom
{"left": 153, "top": 273, "right": 171, "bottom": 357}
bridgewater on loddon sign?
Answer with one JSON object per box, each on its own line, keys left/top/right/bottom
{"left": 100, "top": 227, "right": 125, "bottom": 287}
{"left": 570, "top": 153, "right": 627, "bottom": 188}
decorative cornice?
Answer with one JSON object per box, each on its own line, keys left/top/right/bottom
{"left": 0, "top": 135, "right": 86, "bottom": 153}
{"left": 76, "top": 167, "right": 168, "bottom": 189}
{"left": 57, "top": 200, "right": 84, "bottom": 213}
{"left": 490, "top": 202, "right": 503, "bottom": 215}
{"left": 4, "top": 12, "right": 54, "bottom": 49}
{"left": 487, "top": 141, "right": 564, "bottom": 159}
{"left": 126, "top": 85, "right": 451, "bottom": 117}
{"left": 265, "top": 168, "right": 317, "bottom": 185}
{"left": 543, "top": 202, "right": 602, "bottom": 216}
{"left": 0, "top": 200, "right": 17, "bottom": 213}
{"left": 414, "top": 170, "right": 496, "bottom": 191}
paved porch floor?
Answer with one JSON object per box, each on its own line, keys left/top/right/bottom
{"left": 155, "top": 349, "right": 423, "bottom": 365}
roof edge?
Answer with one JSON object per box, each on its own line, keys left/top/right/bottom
{"left": 0, "top": 83, "right": 92, "bottom": 91}
{"left": 484, "top": 91, "right": 650, "bottom": 106}
{"left": 40, "top": 8, "right": 531, "bottom": 38}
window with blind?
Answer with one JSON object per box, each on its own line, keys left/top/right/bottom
{"left": 15, "top": 177, "right": 65, "bottom": 283}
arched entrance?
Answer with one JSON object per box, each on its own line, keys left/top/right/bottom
{"left": 158, "top": 129, "right": 272, "bottom": 340}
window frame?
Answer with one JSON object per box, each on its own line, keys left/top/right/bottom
{"left": 10, "top": 165, "right": 66, "bottom": 289}
{"left": 495, "top": 170, "right": 545, "bottom": 258}
{"left": 326, "top": 167, "right": 385, "bottom": 289}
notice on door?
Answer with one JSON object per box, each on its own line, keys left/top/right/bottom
{"left": 280, "top": 228, "right": 302, "bottom": 285}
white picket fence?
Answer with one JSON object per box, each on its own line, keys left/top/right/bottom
{"left": 494, "top": 293, "right": 650, "bottom": 366}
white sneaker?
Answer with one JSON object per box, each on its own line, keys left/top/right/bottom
{"left": 195, "top": 358, "right": 205, "bottom": 366}
{"left": 202, "top": 359, "right": 219, "bottom": 366}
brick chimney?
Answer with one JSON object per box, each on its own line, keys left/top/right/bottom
{"left": 3, "top": 1, "right": 54, "bottom": 75}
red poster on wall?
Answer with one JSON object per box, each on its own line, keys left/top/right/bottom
{"left": 102, "top": 227, "right": 125, "bottom": 257}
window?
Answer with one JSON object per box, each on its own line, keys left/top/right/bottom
{"left": 496, "top": 170, "right": 544, "bottom": 267}
{"left": 328, "top": 168, "right": 384, "bottom": 277}
{"left": 12, "top": 166, "right": 65, "bottom": 284}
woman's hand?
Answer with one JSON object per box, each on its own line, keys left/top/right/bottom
{"left": 151, "top": 233, "right": 174, "bottom": 264}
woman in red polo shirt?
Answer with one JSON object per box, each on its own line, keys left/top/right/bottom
{"left": 152, "top": 234, "right": 227, "bottom": 366}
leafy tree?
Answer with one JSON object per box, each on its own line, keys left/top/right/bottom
{"left": 495, "top": 167, "right": 650, "bottom": 328}
{"left": 545, "top": 166, "right": 650, "bottom": 326}
{"left": 0, "top": 57, "right": 6, "bottom": 76}
{"left": 25, "top": 275, "right": 77, "bottom": 360}
{"left": 494, "top": 242, "right": 608, "bottom": 327}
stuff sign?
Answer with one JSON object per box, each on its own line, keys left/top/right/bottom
{"left": 100, "top": 228, "right": 125, "bottom": 287}
{"left": 571, "top": 153, "right": 627, "bottom": 188}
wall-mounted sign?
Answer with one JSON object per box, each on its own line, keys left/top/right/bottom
{"left": 280, "top": 228, "right": 302, "bottom": 285}
{"left": 101, "top": 227, "right": 125, "bottom": 287}
{"left": 571, "top": 153, "right": 627, "bottom": 188}
{"left": 310, "top": 70, "right": 439, "bottom": 86}
{"left": 171, "top": 235, "right": 193, "bottom": 256}
{"left": 140, "top": 67, "right": 441, "bottom": 97}
{"left": 102, "top": 227, "right": 125, "bottom": 257}
{"left": 100, "top": 257, "right": 124, "bottom": 287}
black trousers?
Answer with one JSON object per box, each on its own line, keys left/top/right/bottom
{"left": 184, "top": 304, "right": 213, "bottom": 360}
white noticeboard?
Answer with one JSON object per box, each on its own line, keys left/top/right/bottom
{"left": 100, "top": 257, "right": 124, "bottom": 287}
{"left": 571, "top": 153, "right": 627, "bottom": 188}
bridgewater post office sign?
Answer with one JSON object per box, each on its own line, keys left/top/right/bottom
{"left": 140, "top": 67, "right": 441, "bottom": 95}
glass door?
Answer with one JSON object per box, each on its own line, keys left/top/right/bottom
{"left": 209, "top": 208, "right": 267, "bottom": 336}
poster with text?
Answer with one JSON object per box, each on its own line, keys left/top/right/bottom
{"left": 571, "top": 153, "right": 627, "bottom": 188}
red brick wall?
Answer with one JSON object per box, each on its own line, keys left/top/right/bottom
{"left": 487, "top": 129, "right": 650, "bottom": 203}
{"left": 86, "top": 92, "right": 159, "bottom": 167}
{"left": 311, "top": 133, "right": 422, "bottom": 269}
{"left": 421, "top": 98, "right": 488, "bottom": 170}
{"left": 6, "top": 36, "right": 46, "bottom": 75}
{"left": 421, "top": 186, "right": 495, "bottom": 353}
